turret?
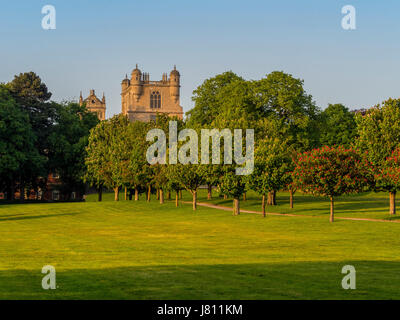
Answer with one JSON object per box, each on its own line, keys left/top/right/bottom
{"left": 131, "top": 64, "right": 143, "bottom": 102}
{"left": 121, "top": 74, "right": 130, "bottom": 91}
{"left": 79, "top": 91, "right": 83, "bottom": 106}
{"left": 169, "top": 65, "right": 180, "bottom": 103}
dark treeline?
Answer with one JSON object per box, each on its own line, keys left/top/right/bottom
{"left": 0, "top": 72, "right": 99, "bottom": 201}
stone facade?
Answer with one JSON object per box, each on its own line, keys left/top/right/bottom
{"left": 80, "top": 89, "right": 106, "bottom": 121}
{"left": 121, "top": 65, "right": 184, "bottom": 121}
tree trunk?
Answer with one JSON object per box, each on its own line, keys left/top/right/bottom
{"left": 207, "top": 184, "right": 212, "bottom": 200}
{"left": 233, "top": 198, "right": 240, "bottom": 215}
{"left": 167, "top": 191, "right": 171, "bottom": 200}
{"left": 192, "top": 190, "right": 197, "bottom": 211}
{"left": 19, "top": 184, "right": 25, "bottom": 202}
{"left": 9, "top": 183, "right": 15, "bottom": 201}
{"left": 114, "top": 187, "right": 119, "bottom": 201}
{"left": 179, "top": 190, "right": 182, "bottom": 200}
{"left": 267, "top": 191, "right": 277, "bottom": 205}
{"left": 156, "top": 189, "right": 159, "bottom": 200}
{"left": 6, "top": 185, "right": 11, "bottom": 201}
{"left": 267, "top": 192, "right": 273, "bottom": 205}
{"left": 262, "top": 194, "right": 266, "bottom": 218}
{"left": 224, "top": 194, "right": 227, "bottom": 200}
{"left": 390, "top": 191, "right": 396, "bottom": 215}
{"left": 175, "top": 191, "right": 179, "bottom": 207}
{"left": 243, "top": 193, "right": 246, "bottom": 201}
{"left": 135, "top": 188, "right": 139, "bottom": 201}
{"left": 124, "top": 187, "right": 128, "bottom": 200}
{"left": 289, "top": 190, "right": 294, "bottom": 209}
{"left": 147, "top": 185, "right": 151, "bottom": 202}
{"left": 330, "top": 196, "right": 334, "bottom": 223}
{"left": 160, "top": 189, "right": 164, "bottom": 204}
{"left": 98, "top": 186, "right": 103, "bottom": 202}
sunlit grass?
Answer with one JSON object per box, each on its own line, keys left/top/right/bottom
{"left": 188, "top": 189, "right": 399, "bottom": 221}
{"left": 0, "top": 191, "right": 399, "bottom": 299}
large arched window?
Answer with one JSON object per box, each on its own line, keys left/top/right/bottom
{"left": 150, "top": 91, "right": 161, "bottom": 109}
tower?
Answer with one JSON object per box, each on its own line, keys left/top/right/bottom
{"left": 169, "top": 65, "right": 180, "bottom": 103}
{"left": 121, "top": 64, "right": 183, "bottom": 122}
{"left": 80, "top": 89, "right": 106, "bottom": 121}
{"left": 131, "top": 64, "right": 143, "bottom": 102}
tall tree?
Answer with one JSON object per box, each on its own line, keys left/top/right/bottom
{"left": 186, "top": 71, "right": 243, "bottom": 126}
{"left": 251, "top": 71, "right": 320, "bottom": 151}
{"left": 355, "top": 98, "right": 400, "bottom": 214}
{"left": 320, "top": 104, "right": 357, "bottom": 147}
{"left": 127, "top": 120, "right": 152, "bottom": 201}
{"left": 48, "top": 101, "right": 99, "bottom": 200}
{"left": 0, "top": 86, "right": 43, "bottom": 200}
{"left": 85, "top": 114, "right": 130, "bottom": 201}
{"left": 6, "top": 72, "right": 57, "bottom": 191}
{"left": 248, "top": 135, "right": 292, "bottom": 216}
{"left": 378, "top": 148, "right": 400, "bottom": 215}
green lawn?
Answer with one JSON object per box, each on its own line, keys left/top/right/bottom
{"left": 189, "top": 189, "right": 400, "bottom": 221}
{"left": 0, "top": 190, "right": 399, "bottom": 299}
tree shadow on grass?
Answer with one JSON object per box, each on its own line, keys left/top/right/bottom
{"left": 0, "top": 261, "right": 399, "bottom": 300}
{"left": 0, "top": 212, "right": 82, "bottom": 222}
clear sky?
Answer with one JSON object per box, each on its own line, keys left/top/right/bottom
{"left": 1, "top": 0, "right": 400, "bottom": 117}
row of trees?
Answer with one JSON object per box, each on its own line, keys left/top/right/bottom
{"left": 84, "top": 71, "right": 400, "bottom": 222}
{"left": 2, "top": 70, "right": 400, "bottom": 222}
{"left": 0, "top": 72, "right": 99, "bottom": 200}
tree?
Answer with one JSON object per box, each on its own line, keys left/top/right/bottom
{"left": 376, "top": 148, "right": 400, "bottom": 215}
{"left": 153, "top": 164, "right": 169, "bottom": 204}
{"left": 320, "top": 104, "right": 357, "bottom": 147}
{"left": 85, "top": 114, "right": 130, "bottom": 201}
{"left": 252, "top": 72, "right": 320, "bottom": 151}
{"left": 355, "top": 98, "right": 400, "bottom": 214}
{"left": 292, "top": 146, "right": 373, "bottom": 222}
{"left": 165, "top": 165, "right": 184, "bottom": 207}
{"left": 0, "top": 86, "right": 44, "bottom": 200}
{"left": 248, "top": 136, "right": 292, "bottom": 217}
{"left": 168, "top": 164, "right": 205, "bottom": 210}
{"left": 48, "top": 101, "right": 98, "bottom": 200}
{"left": 220, "top": 166, "right": 247, "bottom": 215}
{"left": 186, "top": 71, "right": 243, "bottom": 126}
{"left": 202, "top": 164, "right": 222, "bottom": 200}
{"left": 7, "top": 72, "right": 57, "bottom": 182}
{"left": 7, "top": 72, "right": 52, "bottom": 106}
{"left": 127, "top": 120, "right": 152, "bottom": 201}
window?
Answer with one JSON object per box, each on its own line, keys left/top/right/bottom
{"left": 150, "top": 91, "right": 161, "bottom": 109}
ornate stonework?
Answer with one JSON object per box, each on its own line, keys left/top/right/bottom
{"left": 80, "top": 89, "right": 106, "bottom": 121}
{"left": 121, "top": 65, "right": 184, "bottom": 121}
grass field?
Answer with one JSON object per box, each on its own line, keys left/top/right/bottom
{"left": 0, "top": 190, "right": 399, "bottom": 299}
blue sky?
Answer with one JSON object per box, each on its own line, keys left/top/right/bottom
{"left": 1, "top": 0, "right": 400, "bottom": 117}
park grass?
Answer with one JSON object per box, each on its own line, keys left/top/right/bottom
{"left": 0, "top": 191, "right": 399, "bottom": 299}
{"left": 188, "top": 189, "right": 400, "bottom": 221}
